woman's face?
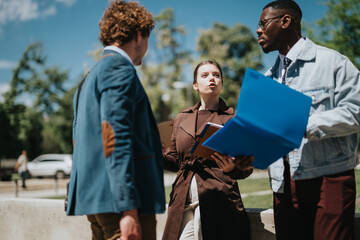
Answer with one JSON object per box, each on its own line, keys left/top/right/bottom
{"left": 193, "top": 64, "right": 223, "bottom": 97}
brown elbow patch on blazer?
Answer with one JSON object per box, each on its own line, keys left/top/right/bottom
{"left": 102, "top": 121, "right": 115, "bottom": 158}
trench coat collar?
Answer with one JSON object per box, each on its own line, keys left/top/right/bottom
{"left": 179, "top": 98, "right": 234, "bottom": 139}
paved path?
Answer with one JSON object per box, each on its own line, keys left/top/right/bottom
{"left": 0, "top": 170, "right": 270, "bottom": 199}
{"left": 0, "top": 178, "right": 68, "bottom": 199}
{"left": 0, "top": 187, "right": 66, "bottom": 198}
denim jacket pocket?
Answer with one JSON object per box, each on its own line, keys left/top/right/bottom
{"left": 303, "top": 88, "right": 333, "bottom": 114}
{"left": 325, "top": 136, "right": 355, "bottom": 160}
{"left": 302, "top": 137, "right": 348, "bottom": 167}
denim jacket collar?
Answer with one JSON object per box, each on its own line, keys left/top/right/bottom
{"left": 266, "top": 38, "right": 317, "bottom": 79}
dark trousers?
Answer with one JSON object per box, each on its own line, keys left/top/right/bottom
{"left": 20, "top": 171, "right": 27, "bottom": 188}
{"left": 87, "top": 212, "right": 156, "bottom": 240}
{"left": 273, "top": 161, "right": 355, "bottom": 240}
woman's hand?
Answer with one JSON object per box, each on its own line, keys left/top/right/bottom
{"left": 212, "top": 153, "right": 254, "bottom": 172}
{"left": 211, "top": 152, "right": 237, "bottom": 172}
{"left": 234, "top": 156, "right": 254, "bottom": 171}
{"left": 162, "top": 144, "right": 167, "bottom": 154}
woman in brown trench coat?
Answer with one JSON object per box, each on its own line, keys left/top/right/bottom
{"left": 162, "top": 60, "right": 253, "bottom": 240}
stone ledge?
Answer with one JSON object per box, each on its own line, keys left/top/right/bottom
{"left": 0, "top": 198, "right": 359, "bottom": 240}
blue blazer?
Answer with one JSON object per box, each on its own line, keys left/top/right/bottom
{"left": 67, "top": 50, "right": 165, "bottom": 216}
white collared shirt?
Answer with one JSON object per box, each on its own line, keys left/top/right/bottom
{"left": 104, "top": 45, "right": 134, "bottom": 66}
{"left": 277, "top": 37, "right": 306, "bottom": 83}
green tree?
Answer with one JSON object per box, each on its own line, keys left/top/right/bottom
{"left": 1, "top": 42, "right": 70, "bottom": 158}
{"left": 5, "top": 42, "right": 68, "bottom": 115}
{"left": 302, "top": 0, "right": 360, "bottom": 148}
{"left": 44, "top": 86, "right": 77, "bottom": 154}
{"left": 197, "top": 23, "right": 263, "bottom": 107}
{"left": 19, "top": 108, "right": 43, "bottom": 159}
{"left": 139, "top": 8, "right": 192, "bottom": 121}
{"left": 0, "top": 103, "right": 21, "bottom": 158}
{"left": 304, "top": 0, "right": 360, "bottom": 68}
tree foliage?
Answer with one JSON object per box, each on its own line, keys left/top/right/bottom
{"left": 4, "top": 42, "right": 68, "bottom": 115}
{"left": 197, "top": 23, "right": 263, "bottom": 107}
{"left": 45, "top": 86, "right": 76, "bottom": 154}
{"left": 304, "top": 0, "right": 360, "bottom": 68}
{"left": 0, "top": 42, "right": 71, "bottom": 158}
{"left": 0, "top": 103, "right": 22, "bottom": 158}
{"left": 139, "top": 8, "right": 193, "bottom": 121}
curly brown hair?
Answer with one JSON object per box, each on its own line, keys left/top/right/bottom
{"left": 99, "top": 1, "right": 154, "bottom": 47}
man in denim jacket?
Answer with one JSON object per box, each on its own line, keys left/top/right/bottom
{"left": 257, "top": 1, "right": 360, "bottom": 239}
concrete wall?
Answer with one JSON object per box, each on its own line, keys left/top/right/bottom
{"left": 0, "top": 198, "right": 359, "bottom": 240}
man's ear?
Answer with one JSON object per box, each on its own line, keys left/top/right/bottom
{"left": 193, "top": 83, "right": 199, "bottom": 91}
{"left": 135, "top": 31, "right": 142, "bottom": 44}
{"left": 282, "top": 14, "right": 292, "bottom": 29}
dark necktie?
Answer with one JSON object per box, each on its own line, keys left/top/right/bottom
{"left": 282, "top": 57, "right": 291, "bottom": 162}
{"left": 282, "top": 57, "right": 292, "bottom": 84}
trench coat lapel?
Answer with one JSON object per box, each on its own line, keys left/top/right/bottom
{"left": 196, "top": 113, "right": 227, "bottom": 135}
{"left": 179, "top": 99, "right": 234, "bottom": 139}
{"left": 179, "top": 104, "right": 199, "bottom": 139}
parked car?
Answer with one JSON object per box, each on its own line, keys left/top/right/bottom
{"left": 27, "top": 154, "right": 72, "bottom": 179}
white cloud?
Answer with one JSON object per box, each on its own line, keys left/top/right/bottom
{"left": 0, "top": 0, "right": 77, "bottom": 25}
{"left": 0, "top": 0, "right": 40, "bottom": 24}
{"left": 42, "top": 5, "right": 57, "bottom": 18}
{"left": 55, "top": 0, "right": 76, "bottom": 7}
{"left": 0, "top": 60, "right": 17, "bottom": 69}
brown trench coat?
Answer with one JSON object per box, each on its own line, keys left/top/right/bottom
{"left": 162, "top": 99, "right": 252, "bottom": 240}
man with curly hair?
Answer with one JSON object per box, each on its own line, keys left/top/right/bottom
{"left": 66, "top": 1, "right": 165, "bottom": 240}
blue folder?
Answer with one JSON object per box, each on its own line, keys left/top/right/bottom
{"left": 202, "top": 68, "right": 312, "bottom": 169}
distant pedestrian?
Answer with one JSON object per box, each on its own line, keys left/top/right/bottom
{"left": 15, "top": 150, "right": 28, "bottom": 189}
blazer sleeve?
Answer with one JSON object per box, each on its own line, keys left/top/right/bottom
{"left": 99, "top": 61, "right": 140, "bottom": 212}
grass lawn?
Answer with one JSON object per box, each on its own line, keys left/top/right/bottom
{"left": 164, "top": 175, "right": 273, "bottom": 208}
{"left": 242, "top": 194, "right": 274, "bottom": 209}
{"left": 44, "top": 171, "right": 360, "bottom": 213}
{"left": 164, "top": 170, "right": 360, "bottom": 212}
{"left": 238, "top": 177, "right": 272, "bottom": 209}
{"left": 46, "top": 195, "right": 66, "bottom": 200}
{"left": 238, "top": 177, "right": 270, "bottom": 193}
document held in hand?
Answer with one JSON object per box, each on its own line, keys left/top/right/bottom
{"left": 157, "top": 120, "right": 174, "bottom": 149}
{"left": 190, "top": 122, "right": 223, "bottom": 159}
{"left": 202, "top": 68, "right": 312, "bottom": 170}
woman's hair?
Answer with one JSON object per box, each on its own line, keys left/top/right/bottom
{"left": 99, "top": 1, "right": 154, "bottom": 47}
{"left": 193, "top": 59, "right": 223, "bottom": 84}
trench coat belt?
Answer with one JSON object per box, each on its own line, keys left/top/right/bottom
{"left": 180, "top": 159, "right": 205, "bottom": 180}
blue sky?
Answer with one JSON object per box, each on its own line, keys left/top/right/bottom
{"left": 0, "top": 0, "right": 327, "bottom": 96}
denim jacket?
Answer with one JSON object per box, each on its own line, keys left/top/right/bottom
{"left": 265, "top": 38, "right": 360, "bottom": 193}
